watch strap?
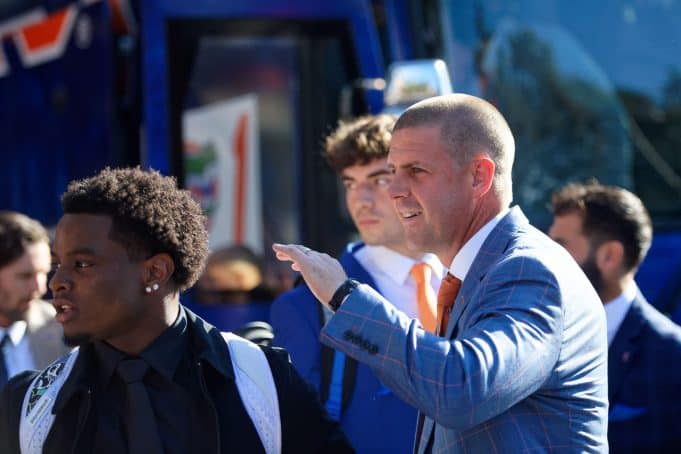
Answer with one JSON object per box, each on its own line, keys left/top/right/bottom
{"left": 328, "top": 279, "right": 360, "bottom": 311}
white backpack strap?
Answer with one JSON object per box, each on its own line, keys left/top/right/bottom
{"left": 222, "top": 332, "right": 281, "bottom": 454}
{"left": 19, "top": 348, "right": 80, "bottom": 454}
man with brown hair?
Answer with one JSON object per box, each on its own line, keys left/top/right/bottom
{"left": 0, "top": 211, "right": 69, "bottom": 389}
{"left": 271, "top": 114, "right": 443, "bottom": 452}
{"left": 550, "top": 182, "right": 681, "bottom": 453}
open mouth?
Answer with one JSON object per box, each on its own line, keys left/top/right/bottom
{"left": 56, "top": 304, "right": 73, "bottom": 314}
{"left": 401, "top": 210, "right": 421, "bottom": 219}
{"left": 53, "top": 299, "right": 77, "bottom": 323}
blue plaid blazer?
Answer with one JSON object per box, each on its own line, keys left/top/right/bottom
{"left": 322, "top": 207, "right": 609, "bottom": 453}
{"left": 608, "top": 292, "right": 681, "bottom": 452}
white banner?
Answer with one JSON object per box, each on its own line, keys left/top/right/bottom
{"left": 183, "top": 94, "right": 263, "bottom": 253}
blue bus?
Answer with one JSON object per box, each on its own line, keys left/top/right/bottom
{"left": 1, "top": 0, "right": 679, "bottom": 319}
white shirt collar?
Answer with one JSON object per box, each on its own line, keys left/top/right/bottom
{"left": 604, "top": 280, "right": 638, "bottom": 346}
{"left": 0, "top": 320, "right": 28, "bottom": 347}
{"left": 448, "top": 208, "right": 509, "bottom": 281}
{"left": 358, "top": 245, "right": 445, "bottom": 285}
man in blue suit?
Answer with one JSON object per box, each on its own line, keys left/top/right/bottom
{"left": 270, "top": 115, "right": 444, "bottom": 452}
{"left": 274, "top": 93, "right": 608, "bottom": 453}
{"left": 550, "top": 182, "right": 681, "bottom": 453}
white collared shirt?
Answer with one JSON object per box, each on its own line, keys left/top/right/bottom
{"left": 355, "top": 245, "right": 444, "bottom": 319}
{"left": 448, "top": 209, "right": 510, "bottom": 280}
{"left": 0, "top": 320, "right": 36, "bottom": 379}
{"left": 603, "top": 280, "right": 638, "bottom": 346}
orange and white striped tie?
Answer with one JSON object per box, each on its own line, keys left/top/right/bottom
{"left": 410, "top": 263, "right": 437, "bottom": 332}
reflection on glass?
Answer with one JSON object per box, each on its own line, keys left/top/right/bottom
{"left": 182, "top": 37, "right": 300, "bottom": 250}
{"left": 442, "top": 0, "right": 681, "bottom": 226}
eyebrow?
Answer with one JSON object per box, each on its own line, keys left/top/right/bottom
{"left": 341, "top": 169, "right": 392, "bottom": 181}
{"left": 58, "top": 247, "right": 98, "bottom": 257}
{"left": 366, "top": 169, "right": 391, "bottom": 178}
{"left": 395, "top": 160, "right": 423, "bottom": 169}
{"left": 68, "top": 247, "right": 97, "bottom": 255}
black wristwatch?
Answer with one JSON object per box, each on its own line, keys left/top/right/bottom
{"left": 328, "top": 279, "right": 360, "bottom": 312}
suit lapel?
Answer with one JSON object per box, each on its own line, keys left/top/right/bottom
{"left": 445, "top": 207, "right": 525, "bottom": 338}
{"left": 608, "top": 295, "right": 645, "bottom": 403}
{"left": 340, "top": 242, "right": 376, "bottom": 286}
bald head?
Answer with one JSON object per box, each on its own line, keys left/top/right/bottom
{"left": 394, "top": 94, "right": 515, "bottom": 205}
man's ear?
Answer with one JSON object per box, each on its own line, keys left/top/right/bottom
{"left": 595, "top": 241, "right": 625, "bottom": 279}
{"left": 470, "top": 156, "right": 495, "bottom": 198}
{"left": 143, "top": 253, "right": 175, "bottom": 288}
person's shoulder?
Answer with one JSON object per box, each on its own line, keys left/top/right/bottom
{"left": 260, "top": 345, "right": 292, "bottom": 368}
{"left": 1, "top": 370, "right": 37, "bottom": 419}
{"left": 490, "top": 240, "right": 561, "bottom": 282}
{"left": 2, "top": 370, "right": 36, "bottom": 399}
{"left": 498, "top": 222, "right": 584, "bottom": 280}
{"left": 0, "top": 371, "right": 36, "bottom": 454}
{"left": 634, "top": 296, "right": 681, "bottom": 349}
{"left": 260, "top": 344, "right": 312, "bottom": 380}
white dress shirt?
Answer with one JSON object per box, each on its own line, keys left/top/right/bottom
{"left": 448, "top": 209, "right": 510, "bottom": 279}
{"left": 354, "top": 245, "right": 444, "bottom": 319}
{"left": 603, "top": 280, "right": 638, "bottom": 346}
{"left": 0, "top": 320, "right": 37, "bottom": 379}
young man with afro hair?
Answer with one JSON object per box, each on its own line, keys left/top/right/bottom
{"left": 0, "top": 167, "right": 352, "bottom": 454}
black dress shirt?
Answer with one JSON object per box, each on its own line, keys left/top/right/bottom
{"left": 92, "top": 308, "right": 202, "bottom": 454}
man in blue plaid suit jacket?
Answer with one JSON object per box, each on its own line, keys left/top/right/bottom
{"left": 551, "top": 182, "right": 681, "bottom": 453}
{"left": 274, "top": 94, "right": 609, "bottom": 453}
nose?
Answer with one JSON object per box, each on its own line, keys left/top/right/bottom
{"left": 388, "top": 172, "right": 408, "bottom": 199}
{"left": 357, "top": 186, "right": 374, "bottom": 207}
{"left": 349, "top": 184, "right": 374, "bottom": 210}
{"left": 49, "top": 266, "right": 71, "bottom": 294}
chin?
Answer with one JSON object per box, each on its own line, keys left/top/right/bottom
{"left": 62, "top": 332, "right": 92, "bottom": 347}
{"left": 406, "top": 237, "right": 427, "bottom": 251}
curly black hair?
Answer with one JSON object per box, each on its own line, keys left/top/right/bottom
{"left": 61, "top": 167, "right": 209, "bottom": 291}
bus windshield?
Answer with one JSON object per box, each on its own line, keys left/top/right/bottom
{"left": 441, "top": 0, "right": 681, "bottom": 229}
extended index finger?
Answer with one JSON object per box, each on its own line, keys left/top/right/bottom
{"left": 272, "top": 243, "right": 310, "bottom": 262}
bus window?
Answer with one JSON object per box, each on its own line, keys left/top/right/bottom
{"left": 166, "top": 19, "right": 362, "bottom": 273}
{"left": 441, "top": 0, "right": 681, "bottom": 229}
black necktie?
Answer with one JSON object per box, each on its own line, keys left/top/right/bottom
{"left": 0, "top": 334, "right": 9, "bottom": 389}
{"left": 116, "top": 358, "right": 164, "bottom": 454}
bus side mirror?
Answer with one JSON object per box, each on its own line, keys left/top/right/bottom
{"left": 339, "top": 59, "right": 452, "bottom": 118}
{"left": 382, "top": 59, "right": 453, "bottom": 114}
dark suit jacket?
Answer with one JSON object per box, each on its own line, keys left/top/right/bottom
{"left": 608, "top": 292, "right": 681, "bottom": 453}
{"left": 0, "top": 308, "right": 352, "bottom": 454}
{"left": 270, "top": 243, "right": 418, "bottom": 453}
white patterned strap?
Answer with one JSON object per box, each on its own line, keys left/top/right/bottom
{"left": 19, "top": 348, "right": 80, "bottom": 454}
{"left": 222, "top": 332, "right": 281, "bottom": 454}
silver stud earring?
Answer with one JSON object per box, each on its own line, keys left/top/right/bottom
{"left": 152, "top": 283, "right": 159, "bottom": 291}
{"left": 145, "top": 286, "right": 152, "bottom": 294}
